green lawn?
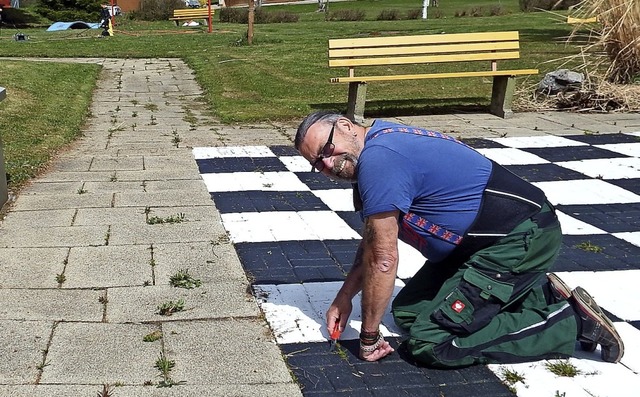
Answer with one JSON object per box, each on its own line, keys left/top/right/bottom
{"left": 0, "top": 0, "right": 579, "bottom": 190}
{"left": 0, "top": 1, "right": 577, "bottom": 122}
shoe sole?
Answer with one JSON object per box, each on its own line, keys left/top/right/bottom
{"left": 548, "top": 273, "right": 571, "bottom": 299}
{"left": 572, "top": 286, "right": 624, "bottom": 363}
{"left": 547, "top": 273, "right": 597, "bottom": 352}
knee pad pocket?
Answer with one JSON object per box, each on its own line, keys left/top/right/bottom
{"left": 431, "top": 267, "right": 514, "bottom": 334}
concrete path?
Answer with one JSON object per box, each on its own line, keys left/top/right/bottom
{"left": 1, "top": 57, "right": 639, "bottom": 396}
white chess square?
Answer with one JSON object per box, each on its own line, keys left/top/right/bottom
{"left": 201, "top": 172, "right": 310, "bottom": 192}
{"left": 535, "top": 179, "right": 640, "bottom": 205}
{"left": 476, "top": 148, "right": 550, "bottom": 165}
{"left": 490, "top": 135, "right": 589, "bottom": 148}
{"left": 192, "top": 145, "right": 274, "bottom": 159}
{"left": 557, "top": 157, "right": 640, "bottom": 179}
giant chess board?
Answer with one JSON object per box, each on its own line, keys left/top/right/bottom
{"left": 194, "top": 132, "right": 640, "bottom": 397}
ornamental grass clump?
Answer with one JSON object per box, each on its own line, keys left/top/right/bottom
{"left": 569, "top": 0, "right": 640, "bottom": 84}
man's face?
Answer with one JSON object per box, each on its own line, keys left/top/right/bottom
{"left": 299, "top": 118, "right": 361, "bottom": 182}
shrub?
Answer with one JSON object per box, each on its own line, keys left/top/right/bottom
{"left": 519, "top": 0, "right": 581, "bottom": 12}
{"left": 329, "top": 9, "right": 366, "bottom": 21}
{"left": 406, "top": 8, "right": 422, "bottom": 20}
{"left": 489, "top": 5, "right": 508, "bottom": 16}
{"left": 218, "top": 7, "right": 298, "bottom": 24}
{"left": 219, "top": 7, "right": 247, "bottom": 23}
{"left": 377, "top": 9, "right": 400, "bottom": 21}
{"left": 133, "top": 0, "right": 184, "bottom": 21}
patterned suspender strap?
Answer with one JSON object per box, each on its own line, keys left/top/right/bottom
{"left": 367, "top": 126, "right": 471, "bottom": 149}
{"left": 403, "top": 212, "right": 464, "bottom": 245}
{"left": 368, "top": 125, "right": 468, "bottom": 246}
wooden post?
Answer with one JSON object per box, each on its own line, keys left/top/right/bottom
{"left": 248, "top": 0, "right": 255, "bottom": 45}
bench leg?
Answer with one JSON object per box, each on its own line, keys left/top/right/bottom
{"left": 490, "top": 76, "right": 515, "bottom": 119}
{"left": 346, "top": 82, "right": 367, "bottom": 124}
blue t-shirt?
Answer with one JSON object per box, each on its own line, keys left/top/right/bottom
{"left": 357, "top": 120, "right": 492, "bottom": 263}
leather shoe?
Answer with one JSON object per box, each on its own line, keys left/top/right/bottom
{"left": 572, "top": 286, "right": 624, "bottom": 363}
{"left": 547, "top": 273, "right": 597, "bottom": 352}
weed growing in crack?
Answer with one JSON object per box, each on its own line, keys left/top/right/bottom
{"left": 333, "top": 343, "right": 348, "bottom": 360}
{"left": 144, "top": 103, "right": 158, "bottom": 112}
{"left": 36, "top": 359, "right": 50, "bottom": 371}
{"left": 110, "top": 172, "right": 117, "bottom": 182}
{"left": 130, "top": 99, "right": 139, "bottom": 105}
{"left": 169, "top": 269, "right": 202, "bottom": 289}
{"left": 132, "top": 111, "right": 138, "bottom": 118}
{"left": 55, "top": 274, "right": 66, "bottom": 285}
{"left": 575, "top": 241, "right": 603, "bottom": 253}
{"left": 77, "top": 187, "right": 87, "bottom": 194}
{"left": 155, "top": 351, "right": 184, "bottom": 387}
{"left": 147, "top": 213, "right": 185, "bottom": 225}
{"left": 150, "top": 114, "right": 157, "bottom": 126}
{"left": 96, "top": 383, "right": 115, "bottom": 397}
{"left": 545, "top": 360, "right": 582, "bottom": 377}
{"left": 171, "top": 129, "right": 181, "bottom": 147}
{"left": 156, "top": 299, "right": 185, "bottom": 316}
{"left": 98, "top": 295, "right": 108, "bottom": 304}
{"left": 499, "top": 366, "right": 525, "bottom": 393}
{"left": 143, "top": 330, "right": 163, "bottom": 342}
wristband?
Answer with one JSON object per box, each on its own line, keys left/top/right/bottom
{"left": 360, "top": 334, "right": 384, "bottom": 353}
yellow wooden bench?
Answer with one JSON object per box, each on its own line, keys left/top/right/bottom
{"left": 169, "top": 8, "right": 214, "bottom": 26}
{"left": 328, "top": 31, "right": 538, "bottom": 121}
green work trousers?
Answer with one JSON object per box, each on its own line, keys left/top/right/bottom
{"left": 392, "top": 206, "right": 578, "bottom": 368}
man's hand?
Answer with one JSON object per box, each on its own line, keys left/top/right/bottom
{"left": 360, "top": 335, "right": 394, "bottom": 361}
{"left": 326, "top": 295, "right": 352, "bottom": 338}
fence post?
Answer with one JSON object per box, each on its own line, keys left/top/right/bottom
{"left": 0, "top": 86, "right": 7, "bottom": 209}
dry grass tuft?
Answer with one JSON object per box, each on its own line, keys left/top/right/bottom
{"left": 516, "top": 0, "right": 640, "bottom": 112}
{"left": 569, "top": 0, "right": 640, "bottom": 84}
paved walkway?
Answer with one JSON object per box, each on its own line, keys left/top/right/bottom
{"left": 0, "top": 58, "right": 639, "bottom": 396}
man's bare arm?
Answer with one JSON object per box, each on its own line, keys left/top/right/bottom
{"left": 360, "top": 210, "right": 400, "bottom": 334}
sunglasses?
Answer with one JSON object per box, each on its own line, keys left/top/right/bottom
{"left": 310, "top": 123, "right": 336, "bottom": 172}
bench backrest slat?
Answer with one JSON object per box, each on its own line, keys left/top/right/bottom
{"left": 329, "top": 31, "right": 519, "bottom": 49}
{"left": 330, "top": 41, "right": 519, "bottom": 59}
{"left": 328, "top": 31, "right": 521, "bottom": 69}
{"left": 331, "top": 51, "right": 520, "bottom": 68}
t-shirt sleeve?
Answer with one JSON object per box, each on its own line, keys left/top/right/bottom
{"left": 358, "top": 145, "right": 415, "bottom": 218}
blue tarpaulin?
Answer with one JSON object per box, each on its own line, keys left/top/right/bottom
{"left": 46, "top": 21, "right": 100, "bottom": 31}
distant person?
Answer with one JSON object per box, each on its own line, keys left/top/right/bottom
{"left": 293, "top": 111, "right": 624, "bottom": 367}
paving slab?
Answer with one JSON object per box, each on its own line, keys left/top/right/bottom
{"left": 0, "top": 320, "right": 52, "bottom": 384}
{"left": 18, "top": 181, "right": 86, "bottom": 195}
{"left": 113, "top": 190, "right": 213, "bottom": 207}
{"left": 65, "top": 245, "right": 152, "bottom": 288}
{"left": 108, "top": 221, "right": 222, "bottom": 246}
{"left": 0, "top": 225, "right": 108, "bottom": 248}
{"left": 0, "top": 248, "right": 67, "bottom": 289}
{"left": 9, "top": 192, "right": 114, "bottom": 211}
{"left": 72, "top": 207, "right": 147, "bottom": 226}
{"left": 162, "top": 319, "right": 294, "bottom": 385}
{"left": 0, "top": 289, "right": 103, "bottom": 321}
{"left": 0, "top": 209, "right": 75, "bottom": 228}
{"left": 105, "top": 283, "right": 258, "bottom": 323}
{"left": 0, "top": 385, "right": 97, "bottom": 397}
{"left": 40, "top": 322, "right": 160, "bottom": 385}
{"left": 152, "top": 241, "right": 248, "bottom": 284}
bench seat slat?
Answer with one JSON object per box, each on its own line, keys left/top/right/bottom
{"left": 329, "top": 51, "right": 521, "bottom": 68}
{"left": 329, "top": 31, "right": 519, "bottom": 49}
{"left": 330, "top": 69, "right": 539, "bottom": 83}
{"left": 330, "top": 41, "right": 520, "bottom": 59}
